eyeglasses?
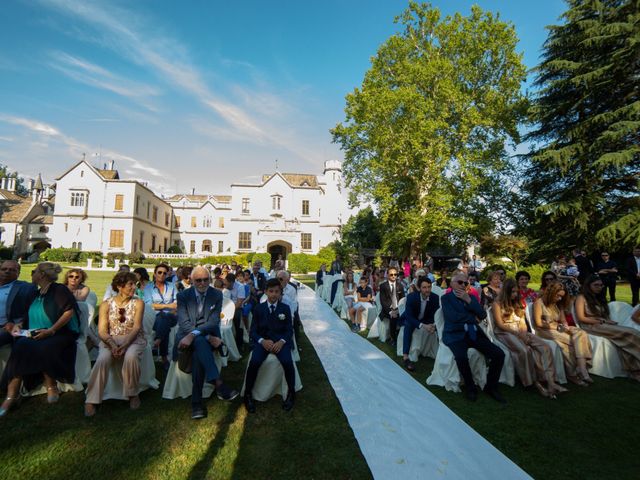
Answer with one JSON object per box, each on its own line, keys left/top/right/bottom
{"left": 388, "top": 274, "right": 397, "bottom": 277}
{"left": 118, "top": 308, "right": 126, "bottom": 323}
{"left": 68, "top": 275, "right": 80, "bottom": 279}
{"left": 456, "top": 280, "right": 470, "bottom": 286}
{"left": 193, "top": 278, "right": 210, "bottom": 283}
{"left": 156, "top": 271, "right": 167, "bottom": 276}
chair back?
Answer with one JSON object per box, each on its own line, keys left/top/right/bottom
{"left": 374, "top": 292, "right": 381, "bottom": 314}
{"left": 221, "top": 298, "right": 236, "bottom": 326}
{"left": 398, "top": 297, "right": 407, "bottom": 316}
{"left": 86, "top": 291, "right": 98, "bottom": 309}
{"left": 608, "top": 301, "right": 633, "bottom": 323}
{"left": 76, "top": 302, "right": 90, "bottom": 341}
{"left": 434, "top": 308, "right": 445, "bottom": 341}
{"left": 431, "top": 285, "right": 444, "bottom": 297}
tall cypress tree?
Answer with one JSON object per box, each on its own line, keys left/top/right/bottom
{"left": 523, "top": 0, "right": 640, "bottom": 254}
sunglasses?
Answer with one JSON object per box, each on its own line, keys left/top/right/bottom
{"left": 456, "top": 280, "right": 470, "bottom": 286}
{"left": 118, "top": 308, "right": 126, "bottom": 323}
{"left": 193, "top": 278, "right": 210, "bottom": 283}
{"left": 68, "top": 274, "right": 80, "bottom": 279}
{"left": 388, "top": 274, "right": 397, "bottom": 277}
{"left": 156, "top": 271, "right": 168, "bottom": 275}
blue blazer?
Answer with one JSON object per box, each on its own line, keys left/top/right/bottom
{"left": 176, "top": 286, "right": 222, "bottom": 344}
{"left": 250, "top": 301, "right": 293, "bottom": 346}
{"left": 400, "top": 291, "right": 440, "bottom": 329}
{"left": 4, "top": 280, "right": 37, "bottom": 325}
{"left": 440, "top": 292, "right": 486, "bottom": 345}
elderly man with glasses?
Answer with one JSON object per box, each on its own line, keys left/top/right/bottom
{"left": 0, "top": 260, "right": 37, "bottom": 347}
{"left": 441, "top": 272, "right": 506, "bottom": 403}
{"left": 379, "top": 267, "right": 405, "bottom": 346}
{"left": 176, "top": 266, "right": 238, "bottom": 419}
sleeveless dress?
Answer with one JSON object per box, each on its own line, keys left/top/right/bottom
{"left": 535, "top": 302, "right": 591, "bottom": 377}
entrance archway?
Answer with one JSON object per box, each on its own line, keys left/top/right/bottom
{"left": 267, "top": 240, "right": 292, "bottom": 270}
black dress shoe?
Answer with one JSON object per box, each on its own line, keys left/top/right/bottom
{"left": 244, "top": 395, "right": 256, "bottom": 414}
{"left": 403, "top": 359, "right": 415, "bottom": 372}
{"left": 216, "top": 383, "right": 239, "bottom": 401}
{"left": 465, "top": 388, "right": 478, "bottom": 402}
{"left": 191, "top": 406, "right": 207, "bottom": 420}
{"left": 282, "top": 391, "right": 295, "bottom": 411}
{"left": 484, "top": 387, "right": 507, "bottom": 404}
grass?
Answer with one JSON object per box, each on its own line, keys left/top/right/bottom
{"left": 301, "top": 278, "right": 640, "bottom": 480}
{"left": 2, "top": 268, "right": 372, "bottom": 480}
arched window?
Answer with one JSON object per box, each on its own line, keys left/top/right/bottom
{"left": 72, "top": 242, "right": 77, "bottom": 249}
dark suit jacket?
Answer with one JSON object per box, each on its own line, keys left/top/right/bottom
{"left": 316, "top": 270, "right": 324, "bottom": 285}
{"left": 379, "top": 280, "right": 405, "bottom": 319}
{"left": 441, "top": 292, "right": 486, "bottom": 345}
{"left": 250, "top": 272, "right": 267, "bottom": 293}
{"left": 176, "top": 286, "right": 222, "bottom": 344}
{"left": 3, "top": 280, "right": 37, "bottom": 326}
{"left": 400, "top": 291, "right": 440, "bottom": 329}
{"left": 250, "top": 301, "right": 293, "bottom": 346}
{"left": 575, "top": 254, "right": 593, "bottom": 283}
{"left": 625, "top": 256, "right": 640, "bottom": 282}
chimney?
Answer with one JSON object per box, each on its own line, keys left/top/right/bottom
{"left": 191, "top": 187, "right": 195, "bottom": 195}
{"left": 103, "top": 163, "right": 107, "bottom": 170}
{"left": 7, "top": 177, "right": 15, "bottom": 192}
{"left": 109, "top": 159, "right": 115, "bottom": 170}
{"left": 28, "top": 178, "right": 35, "bottom": 192}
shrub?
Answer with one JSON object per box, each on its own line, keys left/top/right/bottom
{"left": 79, "top": 251, "right": 102, "bottom": 262}
{"left": 248, "top": 253, "right": 271, "bottom": 268}
{"left": 128, "top": 251, "right": 145, "bottom": 264}
{"left": 106, "top": 252, "right": 126, "bottom": 266}
{"left": 288, "top": 253, "right": 325, "bottom": 274}
{"left": 167, "top": 245, "right": 182, "bottom": 254}
{"left": 40, "top": 248, "right": 81, "bottom": 263}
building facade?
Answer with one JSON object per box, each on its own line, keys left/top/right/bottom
{"left": 50, "top": 159, "right": 353, "bottom": 259}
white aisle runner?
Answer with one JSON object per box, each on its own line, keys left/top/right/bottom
{"left": 298, "top": 285, "right": 530, "bottom": 480}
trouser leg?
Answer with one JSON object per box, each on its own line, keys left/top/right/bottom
{"left": 153, "top": 312, "right": 177, "bottom": 357}
{"left": 244, "top": 346, "right": 268, "bottom": 397}
{"left": 403, "top": 324, "right": 415, "bottom": 356}
{"left": 275, "top": 347, "right": 295, "bottom": 393}
{"left": 122, "top": 341, "right": 145, "bottom": 398}
{"left": 85, "top": 344, "right": 114, "bottom": 404}
{"left": 447, "top": 338, "right": 476, "bottom": 392}
{"left": 472, "top": 331, "right": 505, "bottom": 391}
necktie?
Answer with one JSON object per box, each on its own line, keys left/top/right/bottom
{"left": 270, "top": 304, "right": 276, "bottom": 315}
{"left": 391, "top": 283, "right": 398, "bottom": 309}
{"left": 197, "top": 293, "right": 204, "bottom": 317}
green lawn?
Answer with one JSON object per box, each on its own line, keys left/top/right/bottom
{"left": 300, "top": 279, "right": 640, "bottom": 480}
{"left": 3, "top": 268, "right": 372, "bottom": 480}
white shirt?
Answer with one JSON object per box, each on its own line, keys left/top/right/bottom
{"left": 281, "top": 283, "right": 298, "bottom": 316}
{"left": 229, "top": 281, "right": 246, "bottom": 303}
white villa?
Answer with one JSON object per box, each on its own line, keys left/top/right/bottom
{"left": 49, "top": 159, "right": 354, "bottom": 262}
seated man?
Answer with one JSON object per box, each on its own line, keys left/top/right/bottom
{"left": 441, "top": 272, "right": 506, "bottom": 403}
{"left": 250, "top": 262, "right": 267, "bottom": 300}
{"left": 400, "top": 276, "right": 440, "bottom": 371}
{"left": 244, "top": 278, "right": 296, "bottom": 413}
{"left": 176, "top": 266, "right": 238, "bottom": 419}
{"left": 0, "top": 260, "right": 37, "bottom": 347}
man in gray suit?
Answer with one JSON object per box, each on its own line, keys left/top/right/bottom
{"left": 175, "top": 266, "right": 238, "bottom": 419}
{"left": 0, "top": 260, "right": 37, "bottom": 346}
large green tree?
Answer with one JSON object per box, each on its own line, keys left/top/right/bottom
{"left": 523, "top": 0, "right": 640, "bottom": 255}
{"left": 341, "top": 207, "right": 383, "bottom": 252}
{"left": 332, "top": 2, "right": 527, "bottom": 255}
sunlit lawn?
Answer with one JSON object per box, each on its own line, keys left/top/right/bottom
{"left": 300, "top": 278, "right": 640, "bottom": 480}
{"left": 1, "top": 267, "right": 372, "bottom": 479}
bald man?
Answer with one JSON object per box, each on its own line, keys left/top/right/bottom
{"left": 0, "top": 260, "right": 37, "bottom": 347}
{"left": 175, "top": 266, "right": 238, "bottom": 419}
{"left": 441, "top": 272, "right": 505, "bottom": 403}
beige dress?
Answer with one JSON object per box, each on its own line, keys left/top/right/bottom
{"left": 535, "top": 302, "right": 592, "bottom": 377}
{"left": 494, "top": 309, "right": 555, "bottom": 386}
{"left": 85, "top": 298, "right": 146, "bottom": 403}
{"left": 581, "top": 302, "right": 640, "bottom": 375}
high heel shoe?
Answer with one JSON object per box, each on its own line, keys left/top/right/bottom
{"left": 534, "top": 381, "right": 556, "bottom": 399}
{"left": 551, "top": 384, "right": 569, "bottom": 394}
{"left": 0, "top": 395, "right": 21, "bottom": 417}
{"left": 47, "top": 386, "right": 60, "bottom": 404}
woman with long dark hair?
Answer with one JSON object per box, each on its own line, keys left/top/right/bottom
{"left": 575, "top": 275, "right": 640, "bottom": 382}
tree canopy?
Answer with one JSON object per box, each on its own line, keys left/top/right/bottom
{"left": 332, "top": 2, "right": 527, "bottom": 255}
{"left": 523, "top": 0, "right": 640, "bottom": 254}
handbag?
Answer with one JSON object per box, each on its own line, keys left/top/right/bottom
{"left": 177, "top": 345, "right": 194, "bottom": 374}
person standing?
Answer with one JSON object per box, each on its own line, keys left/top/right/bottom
{"left": 625, "top": 246, "right": 640, "bottom": 306}
{"left": 441, "top": 272, "right": 506, "bottom": 403}
{"left": 573, "top": 249, "right": 592, "bottom": 286}
{"left": 379, "top": 267, "right": 405, "bottom": 346}
{"left": 596, "top": 252, "right": 618, "bottom": 302}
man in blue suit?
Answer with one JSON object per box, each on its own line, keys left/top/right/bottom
{"left": 244, "top": 278, "right": 296, "bottom": 413}
{"left": 176, "top": 266, "right": 238, "bottom": 419}
{"left": 0, "top": 260, "right": 37, "bottom": 347}
{"left": 249, "top": 262, "right": 267, "bottom": 299}
{"left": 441, "top": 272, "right": 505, "bottom": 403}
{"left": 399, "top": 276, "right": 439, "bottom": 371}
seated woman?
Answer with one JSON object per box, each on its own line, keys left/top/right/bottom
{"left": 515, "top": 271, "right": 537, "bottom": 307}
{"left": 537, "top": 271, "right": 557, "bottom": 297}
{"left": 436, "top": 269, "right": 450, "bottom": 289}
{"left": 533, "top": 282, "right": 593, "bottom": 386}
{"left": 343, "top": 271, "right": 356, "bottom": 315}
{"left": 84, "top": 272, "right": 146, "bottom": 416}
{"left": 176, "top": 266, "right": 193, "bottom": 292}
{"left": 133, "top": 267, "right": 150, "bottom": 299}
{"left": 143, "top": 263, "right": 177, "bottom": 371}
{"left": 64, "top": 268, "right": 91, "bottom": 302}
{"left": 0, "top": 262, "right": 80, "bottom": 417}
{"left": 481, "top": 270, "right": 502, "bottom": 309}
{"left": 575, "top": 275, "right": 640, "bottom": 382}
{"left": 350, "top": 276, "right": 373, "bottom": 332}
{"left": 493, "top": 279, "right": 566, "bottom": 398}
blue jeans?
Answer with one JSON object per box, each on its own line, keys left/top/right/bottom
{"left": 153, "top": 311, "right": 177, "bottom": 357}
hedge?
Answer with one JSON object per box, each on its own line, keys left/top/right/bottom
{"left": 288, "top": 253, "right": 329, "bottom": 274}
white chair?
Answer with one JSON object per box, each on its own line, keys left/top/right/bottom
{"left": 321, "top": 274, "right": 333, "bottom": 303}
{"left": 571, "top": 304, "right": 626, "bottom": 379}
{"left": 525, "top": 305, "right": 567, "bottom": 384}
{"left": 74, "top": 302, "right": 92, "bottom": 384}
{"left": 624, "top": 305, "right": 640, "bottom": 331}
{"left": 431, "top": 285, "right": 444, "bottom": 297}
{"left": 240, "top": 352, "right": 303, "bottom": 401}
{"left": 98, "top": 305, "right": 160, "bottom": 401}
{"left": 367, "top": 293, "right": 387, "bottom": 340}
{"left": 396, "top": 324, "right": 438, "bottom": 362}
{"left": 332, "top": 280, "right": 346, "bottom": 312}
{"left": 162, "top": 350, "right": 223, "bottom": 400}
{"left": 86, "top": 291, "right": 98, "bottom": 310}
{"left": 426, "top": 310, "right": 488, "bottom": 392}
{"left": 220, "top": 299, "right": 242, "bottom": 362}
{"left": 609, "top": 301, "right": 635, "bottom": 328}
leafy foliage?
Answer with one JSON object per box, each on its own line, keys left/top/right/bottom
{"left": 341, "top": 207, "right": 382, "bottom": 251}
{"left": 523, "top": 0, "right": 640, "bottom": 254}
{"left": 479, "top": 234, "right": 530, "bottom": 270}
{"left": 332, "top": 2, "right": 527, "bottom": 255}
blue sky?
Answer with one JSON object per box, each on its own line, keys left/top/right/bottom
{"left": 0, "top": 0, "right": 566, "bottom": 195}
